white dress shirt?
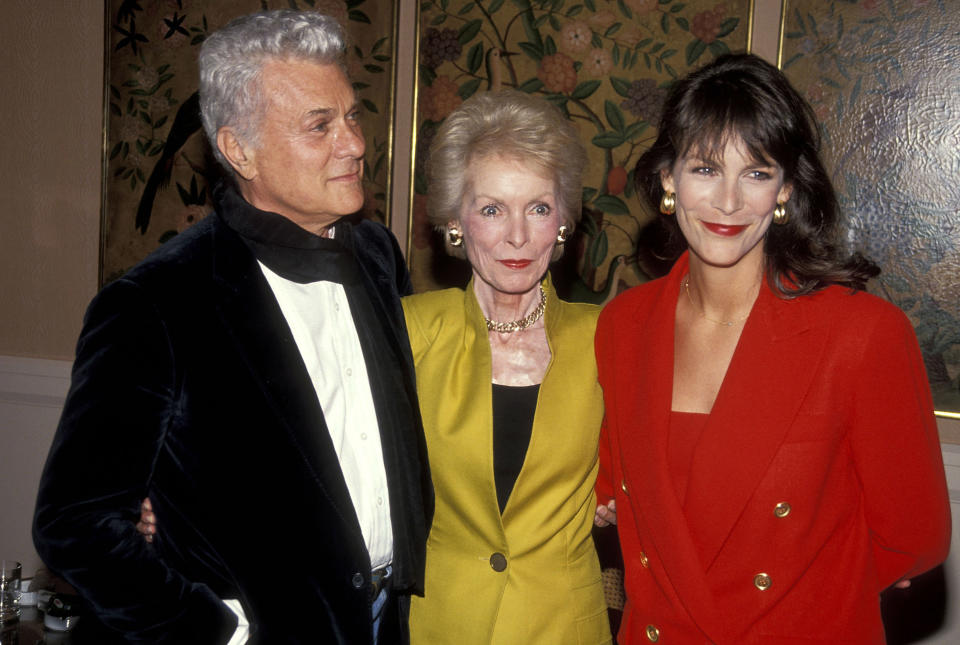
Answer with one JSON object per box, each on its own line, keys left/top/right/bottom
{"left": 258, "top": 262, "right": 394, "bottom": 567}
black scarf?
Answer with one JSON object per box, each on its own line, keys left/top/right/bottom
{"left": 213, "top": 181, "right": 360, "bottom": 285}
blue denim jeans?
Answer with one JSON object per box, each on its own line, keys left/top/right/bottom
{"left": 371, "top": 565, "right": 392, "bottom": 645}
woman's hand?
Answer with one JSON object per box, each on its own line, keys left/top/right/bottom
{"left": 594, "top": 499, "right": 617, "bottom": 527}
{"left": 135, "top": 497, "right": 157, "bottom": 543}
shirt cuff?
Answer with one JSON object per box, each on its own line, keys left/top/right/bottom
{"left": 223, "top": 599, "right": 249, "bottom": 645}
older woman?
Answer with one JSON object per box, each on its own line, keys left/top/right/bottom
{"left": 405, "top": 90, "right": 611, "bottom": 644}
{"left": 593, "top": 53, "right": 950, "bottom": 643}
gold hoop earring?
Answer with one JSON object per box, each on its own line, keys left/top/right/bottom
{"left": 556, "top": 225, "right": 570, "bottom": 244}
{"left": 660, "top": 192, "right": 676, "bottom": 215}
{"left": 773, "top": 202, "right": 789, "bottom": 225}
{"left": 447, "top": 226, "right": 463, "bottom": 247}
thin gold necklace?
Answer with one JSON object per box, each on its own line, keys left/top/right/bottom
{"left": 485, "top": 285, "right": 546, "bottom": 333}
{"left": 682, "top": 275, "right": 751, "bottom": 327}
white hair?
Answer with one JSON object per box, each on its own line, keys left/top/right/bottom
{"left": 199, "top": 10, "right": 346, "bottom": 170}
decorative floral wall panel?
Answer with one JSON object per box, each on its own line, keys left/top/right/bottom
{"left": 781, "top": 0, "right": 960, "bottom": 413}
{"left": 102, "top": 0, "right": 395, "bottom": 284}
{"left": 411, "top": 0, "right": 750, "bottom": 299}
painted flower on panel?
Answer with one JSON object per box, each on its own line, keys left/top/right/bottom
{"left": 420, "top": 28, "right": 462, "bottom": 70}
{"left": 617, "top": 24, "right": 644, "bottom": 47}
{"left": 625, "top": 0, "right": 659, "bottom": 15}
{"left": 422, "top": 76, "right": 462, "bottom": 122}
{"left": 559, "top": 20, "right": 592, "bottom": 56}
{"left": 691, "top": 4, "right": 728, "bottom": 44}
{"left": 588, "top": 10, "right": 617, "bottom": 30}
{"left": 621, "top": 79, "right": 667, "bottom": 124}
{"left": 537, "top": 53, "right": 577, "bottom": 94}
{"left": 585, "top": 48, "right": 613, "bottom": 77}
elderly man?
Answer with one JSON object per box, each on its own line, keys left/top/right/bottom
{"left": 33, "top": 10, "right": 431, "bottom": 644}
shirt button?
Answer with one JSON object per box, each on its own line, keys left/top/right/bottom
{"left": 351, "top": 572, "right": 364, "bottom": 589}
{"left": 346, "top": 367, "right": 353, "bottom": 377}
{"left": 334, "top": 302, "right": 340, "bottom": 312}
{"left": 645, "top": 624, "right": 660, "bottom": 642}
{"left": 774, "top": 502, "right": 791, "bottom": 518}
{"left": 754, "top": 572, "right": 772, "bottom": 590}
{"left": 489, "top": 552, "right": 507, "bottom": 572}
{"left": 639, "top": 551, "right": 649, "bottom": 568}
{"left": 377, "top": 497, "right": 383, "bottom": 505}
{"left": 361, "top": 432, "right": 368, "bottom": 440}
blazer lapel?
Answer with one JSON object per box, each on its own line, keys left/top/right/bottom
{"left": 209, "top": 219, "right": 360, "bottom": 531}
{"left": 616, "top": 256, "right": 731, "bottom": 640}
{"left": 684, "top": 282, "right": 827, "bottom": 570}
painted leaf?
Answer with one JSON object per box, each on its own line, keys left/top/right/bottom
{"left": 459, "top": 19, "right": 482, "bottom": 45}
{"left": 348, "top": 10, "right": 371, "bottom": 24}
{"left": 517, "top": 78, "right": 544, "bottom": 92}
{"left": 604, "top": 100, "right": 625, "bottom": 133}
{"left": 591, "top": 131, "right": 625, "bottom": 149}
{"left": 686, "top": 39, "right": 707, "bottom": 65}
{"left": 717, "top": 17, "right": 739, "bottom": 39}
{"left": 593, "top": 194, "right": 630, "bottom": 215}
{"left": 458, "top": 78, "right": 482, "bottom": 99}
{"left": 467, "top": 42, "right": 484, "bottom": 73}
{"left": 610, "top": 76, "right": 632, "bottom": 97}
{"left": 589, "top": 230, "right": 609, "bottom": 267}
{"left": 572, "top": 80, "right": 602, "bottom": 99}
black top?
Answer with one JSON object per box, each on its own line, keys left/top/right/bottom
{"left": 492, "top": 383, "right": 540, "bottom": 514}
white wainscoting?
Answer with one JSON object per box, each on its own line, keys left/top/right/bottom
{"left": 0, "top": 355, "right": 71, "bottom": 575}
{"left": 1, "top": 355, "right": 957, "bottom": 639}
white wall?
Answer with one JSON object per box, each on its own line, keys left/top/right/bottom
{"left": 0, "top": 356, "right": 71, "bottom": 575}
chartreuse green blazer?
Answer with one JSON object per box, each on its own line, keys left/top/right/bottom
{"left": 404, "top": 275, "right": 611, "bottom": 645}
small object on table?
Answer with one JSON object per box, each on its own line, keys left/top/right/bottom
{"left": 43, "top": 594, "right": 81, "bottom": 633}
{"left": 0, "top": 561, "right": 22, "bottom": 623}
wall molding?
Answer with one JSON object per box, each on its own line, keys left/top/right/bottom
{"left": 1, "top": 353, "right": 958, "bottom": 502}
{"left": 0, "top": 355, "right": 71, "bottom": 409}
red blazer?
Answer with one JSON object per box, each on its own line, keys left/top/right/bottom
{"left": 595, "top": 253, "right": 950, "bottom": 644}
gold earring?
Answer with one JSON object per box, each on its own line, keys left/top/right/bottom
{"left": 660, "top": 191, "right": 676, "bottom": 215}
{"left": 773, "top": 202, "right": 789, "bottom": 225}
{"left": 556, "top": 225, "right": 570, "bottom": 244}
{"left": 447, "top": 226, "right": 463, "bottom": 247}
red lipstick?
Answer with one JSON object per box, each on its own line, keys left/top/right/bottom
{"left": 703, "top": 222, "right": 748, "bottom": 236}
{"left": 499, "top": 260, "right": 532, "bottom": 269}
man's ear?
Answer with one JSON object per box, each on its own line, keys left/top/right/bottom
{"left": 217, "top": 127, "right": 256, "bottom": 181}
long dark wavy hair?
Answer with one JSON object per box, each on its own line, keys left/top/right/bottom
{"left": 634, "top": 53, "right": 879, "bottom": 296}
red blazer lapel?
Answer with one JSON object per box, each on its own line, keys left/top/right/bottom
{"left": 684, "top": 282, "right": 828, "bottom": 571}
{"left": 616, "top": 255, "right": 730, "bottom": 640}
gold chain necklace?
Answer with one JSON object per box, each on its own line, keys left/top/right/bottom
{"left": 485, "top": 285, "right": 546, "bottom": 333}
{"left": 682, "top": 275, "right": 751, "bottom": 327}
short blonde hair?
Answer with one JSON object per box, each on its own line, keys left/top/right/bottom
{"left": 426, "top": 90, "right": 587, "bottom": 258}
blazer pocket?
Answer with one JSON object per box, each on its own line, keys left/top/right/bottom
{"left": 576, "top": 607, "right": 613, "bottom": 645}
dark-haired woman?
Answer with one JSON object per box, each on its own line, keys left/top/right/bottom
{"left": 593, "top": 53, "right": 950, "bottom": 643}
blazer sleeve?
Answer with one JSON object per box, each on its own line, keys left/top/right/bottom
{"left": 594, "top": 308, "right": 616, "bottom": 504}
{"left": 33, "top": 279, "right": 236, "bottom": 643}
{"left": 847, "top": 304, "right": 951, "bottom": 589}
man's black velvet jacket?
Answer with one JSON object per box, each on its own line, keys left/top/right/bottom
{"left": 33, "top": 192, "right": 433, "bottom": 644}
